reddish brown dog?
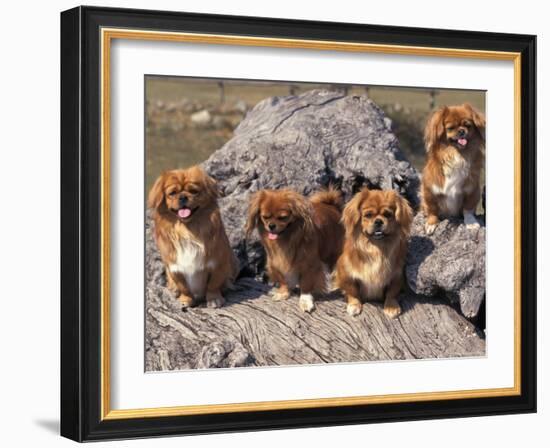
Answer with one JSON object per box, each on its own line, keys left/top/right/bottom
{"left": 421, "top": 103, "right": 485, "bottom": 234}
{"left": 148, "top": 166, "right": 237, "bottom": 308}
{"left": 336, "top": 188, "right": 413, "bottom": 318}
{"left": 246, "top": 188, "right": 344, "bottom": 312}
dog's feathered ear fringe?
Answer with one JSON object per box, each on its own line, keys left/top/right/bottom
{"left": 148, "top": 172, "right": 166, "bottom": 210}
{"left": 424, "top": 106, "right": 448, "bottom": 153}
{"left": 342, "top": 189, "right": 368, "bottom": 236}
{"left": 394, "top": 192, "right": 413, "bottom": 236}
{"left": 245, "top": 190, "right": 264, "bottom": 238}
{"left": 464, "top": 103, "right": 486, "bottom": 141}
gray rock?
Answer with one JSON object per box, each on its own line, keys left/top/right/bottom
{"left": 145, "top": 272, "right": 486, "bottom": 371}
{"left": 406, "top": 213, "right": 486, "bottom": 319}
{"left": 190, "top": 109, "right": 212, "bottom": 126}
{"left": 202, "top": 89, "right": 420, "bottom": 276}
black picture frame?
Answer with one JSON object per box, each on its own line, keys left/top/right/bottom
{"left": 61, "top": 5, "right": 536, "bottom": 442}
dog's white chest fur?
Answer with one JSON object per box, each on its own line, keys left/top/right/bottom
{"left": 432, "top": 155, "right": 471, "bottom": 216}
{"left": 169, "top": 238, "right": 206, "bottom": 297}
{"left": 350, "top": 253, "right": 393, "bottom": 301}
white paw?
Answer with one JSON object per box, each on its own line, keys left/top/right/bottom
{"left": 463, "top": 210, "right": 479, "bottom": 229}
{"left": 206, "top": 293, "right": 225, "bottom": 308}
{"left": 425, "top": 222, "right": 437, "bottom": 235}
{"left": 299, "top": 294, "right": 315, "bottom": 313}
{"left": 346, "top": 302, "right": 362, "bottom": 317}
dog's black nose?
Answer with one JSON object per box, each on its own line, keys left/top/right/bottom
{"left": 268, "top": 223, "right": 276, "bottom": 231}
{"left": 374, "top": 218, "right": 383, "bottom": 227}
{"left": 458, "top": 129, "right": 466, "bottom": 137}
{"left": 179, "top": 196, "right": 188, "bottom": 205}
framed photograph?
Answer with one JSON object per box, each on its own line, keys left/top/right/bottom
{"left": 60, "top": 5, "right": 536, "bottom": 442}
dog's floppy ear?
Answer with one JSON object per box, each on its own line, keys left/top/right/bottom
{"left": 148, "top": 172, "right": 166, "bottom": 210}
{"left": 342, "top": 189, "right": 367, "bottom": 236}
{"left": 464, "top": 103, "right": 486, "bottom": 141}
{"left": 245, "top": 190, "right": 265, "bottom": 237}
{"left": 394, "top": 192, "right": 413, "bottom": 236}
{"left": 424, "top": 106, "right": 448, "bottom": 153}
{"left": 287, "top": 191, "right": 314, "bottom": 235}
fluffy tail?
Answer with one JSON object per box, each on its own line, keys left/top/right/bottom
{"left": 310, "top": 186, "right": 344, "bottom": 210}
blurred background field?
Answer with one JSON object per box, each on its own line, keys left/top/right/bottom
{"left": 145, "top": 76, "right": 485, "bottom": 193}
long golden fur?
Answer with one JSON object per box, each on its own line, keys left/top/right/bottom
{"left": 148, "top": 166, "right": 237, "bottom": 308}
{"left": 246, "top": 188, "right": 344, "bottom": 312}
{"left": 421, "top": 103, "right": 485, "bottom": 234}
{"left": 335, "top": 188, "right": 413, "bottom": 318}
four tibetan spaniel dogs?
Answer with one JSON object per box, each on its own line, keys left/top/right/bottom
{"left": 421, "top": 103, "right": 485, "bottom": 234}
{"left": 148, "top": 166, "right": 237, "bottom": 309}
{"left": 246, "top": 188, "right": 344, "bottom": 313}
{"left": 148, "top": 102, "right": 483, "bottom": 319}
{"left": 335, "top": 188, "right": 413, "bottom": 318}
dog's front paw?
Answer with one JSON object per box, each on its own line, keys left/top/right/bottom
{"left": 425, "top": 215, "right": 439, "bottom": 235}
{"left": 206, "top": 291, "right": 225, "bottom": 309}
{"left": 299, "top": 294, "right": 315, "bottom": 313}
{"left": 272, "top": 288, "right": 291, "bottom": 302}
{"left": 464, "top": 216, "right": 480, "bottom": 229}
{"left": 346, "top": 302, "right": 362, "bottom": 317}
{"left": 178, "top": 294, "right": 194, "bottom": 308}
{"left": 463, "top": 210, "right": 480, "bottom": 230}
{"left": 425, "top": 222, "right": 437, "bottom": 235}
{"left": 383, "top": 298, "right": 401, "bottom": 319}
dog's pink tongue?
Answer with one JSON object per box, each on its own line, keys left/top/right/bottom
{"left": 458, "top": 138, "right": 468, "bottom": 146}
{"left": 178, "top": 208, "right": 192, "bottom": 218}
{"left": 268, "top": 232, "right": 278, "bottom": 240}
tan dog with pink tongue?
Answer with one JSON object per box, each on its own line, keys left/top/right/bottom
{"left": 148, "top": 166, "right": 238, "bottom": 309}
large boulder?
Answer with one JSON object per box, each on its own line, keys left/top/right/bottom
{"left": 202, "top": 89, "right": 420, "bottom": 277}
{"left": 406, "top": 213, "right": 486, "bottom": 319}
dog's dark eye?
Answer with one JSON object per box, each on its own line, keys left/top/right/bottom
{"left": 364, "top": 212, "right": 374, "bottom": 219}
{"left": 278, "top": 215, "right": 289, "bottom": 221}
{"left": 446, "top": 126, "right": 455, "bottom": 131}
{"left": 463, "top": 121, "right": 471, "bottom": 128}
{"left": 261, "top": 215, "right": 271, "bottom": 220}
{"left": 167, "top": 191, "right": 177, "bottom": 197}
{"left": 187, "top": 188, "right": 199, "bottom": 195}
{"left": 383, "top": 210, "right": 393, "bottom": 218}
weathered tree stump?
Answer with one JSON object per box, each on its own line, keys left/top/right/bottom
{"left": 146, "top": 278, "right": 485, "bottom": 371}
